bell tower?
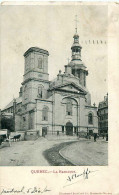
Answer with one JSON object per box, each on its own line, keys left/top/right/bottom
{"left": 24, "top": 47, "right": 49, "bottom": 81}
{"left": 22, "top": 47, "right": 49, "bottom": 106}
{"left": 68, "top": 16, "right": 88, "bottom": 87}
{"left": 71, "top": 33, "right": 82, "bottom": 60}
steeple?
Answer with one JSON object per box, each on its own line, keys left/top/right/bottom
{"left": 65, "top": 15, "right": 88, "bottom": 87}
{"left": 74, "top": 15, "right": 78, "bottom": 34}
{"left": 71, "top": 15, "right": 82, "bottom": 61}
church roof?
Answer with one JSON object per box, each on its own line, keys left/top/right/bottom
{"left": 2, "top": 96, "right": 22, "bottom": 111}
{"left": 24, "top": 47, "right": 49, "bottom": 57}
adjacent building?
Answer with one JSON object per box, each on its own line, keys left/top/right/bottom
{"left": 2, "top": 29, "right": 98, "bottom": 137}
{"left": 98, "top": 94, "right": 108, "bottom": 135}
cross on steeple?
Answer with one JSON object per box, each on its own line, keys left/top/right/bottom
{"left": 74, "top": 15, "right": 79, "bottom": 33}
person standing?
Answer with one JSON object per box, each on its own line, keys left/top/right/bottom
{"left": 106, "top": 134, "right": 108, "bottom": 141}
{"left": 102, "top": 131, "right": 105, "bottom": 139}
{"left": 43, "top": 131, "right": 46, "bottom": 138}
{"left": 94, "top": 133, "right": 97, "bottom": 142}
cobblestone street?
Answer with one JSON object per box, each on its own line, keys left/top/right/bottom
{"left": 0, "top": 137, "right": 108, "bottom": 166}
{"left": 60, "top": 137, "right": 108, "bottom": 166}
{"left": 0, "top": 137, "right": 76, "bottom": 166}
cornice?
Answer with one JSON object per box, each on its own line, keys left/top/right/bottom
{"left": 22, "top": 78, "right": 50, "bottom": 85}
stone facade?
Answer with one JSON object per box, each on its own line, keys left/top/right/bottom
{"left": 2, "top": 32, "right": 98, "bottom": 137}
{"left": 98, "top": 94, "right": 108, "bottom": 135}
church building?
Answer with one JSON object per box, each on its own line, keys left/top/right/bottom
{"left": 2, "top": 29, "right": 98, "bottom": 137}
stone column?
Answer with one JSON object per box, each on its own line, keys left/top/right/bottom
{"left": 80, "top": 70, "right": 85, "bottom": 86}
{"left": 76, "top": 69, "right": 79, "bottom": 77}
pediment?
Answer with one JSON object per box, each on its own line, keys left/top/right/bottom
{"left": 60, "top": 84, "right": 81, "bottom": 93}
{"left": 49, "top": 82, "right": 87, "bottom": 95}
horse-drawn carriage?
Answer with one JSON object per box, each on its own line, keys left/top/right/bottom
{"left": 10, "top": 134, "right": 21, "bottom": 141}
{"left": 0, "top": 129, "right": 21, "bottom": 148}
{"left": 0, "top": 129, "right": 7, "bottom": 145}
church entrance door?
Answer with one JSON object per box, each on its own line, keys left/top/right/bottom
{"left": 42, "top": 127, "right": 47, "bottom": 137}
{"left": 66, "top": 122, "right": 73, "bottom": 136}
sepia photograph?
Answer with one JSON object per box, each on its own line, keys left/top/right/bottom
{"left": 0, "top": 3, "right": 108, "bottom": 166}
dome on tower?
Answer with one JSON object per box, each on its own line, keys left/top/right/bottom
{"left": 71, "top": 42, "right": 82, "bottom": 49}
{"left": 73, "top": 33, "right": 79, "bottom": 38}
{"left": 69, "top": 60, "right": 86, "bottom": 69}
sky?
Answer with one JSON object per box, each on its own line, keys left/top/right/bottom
{"left": 0, "top": 4, "right": 108, "bottom": 109}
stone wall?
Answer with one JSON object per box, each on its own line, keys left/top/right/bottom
{"left": 24, "top": 130, "right": 39, "bottom": 141}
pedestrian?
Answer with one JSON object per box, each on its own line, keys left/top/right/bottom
{"left": 106, "top": 134, "right": 108, "bottom": 141}
{"left": 78, "top": 133, "right": 80, "bottom": 139}
{"left": 102, "top": 131, "right": 105, "bottom": 139}
{"left": 0, "top": 136, "right": 4, "bottom": 145}
{"left": 43, "top": 131, "right": 46, "bottom": 138}
{"left": 77, "top": 131, "right": 78, "bottom": 137}
{"left": 6, "top": 138, "right": 11, "bottom": 147}
{"left": 7, "top": 130, "right": 10, "bottom": 139}
{"left": 94, "top": 133, "right": 97, "bottom": 142}
{"left": 87, "top": 132, "right": 89, "bottom": 139}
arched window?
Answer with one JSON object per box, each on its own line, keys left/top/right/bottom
{"left": 38, "top": 85, "right": 44, "bottom": 98}
{"left": 88, "top": 113, "right": 93, "bottom": 124}
{"left": 38, "top": 58, "right": 43, "bottom": 69}
{"left": 66, "top": 100, "right": 72, "bottom": 116}
{"left": 42, "top": 106, "right": 48, "bottom": 121}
